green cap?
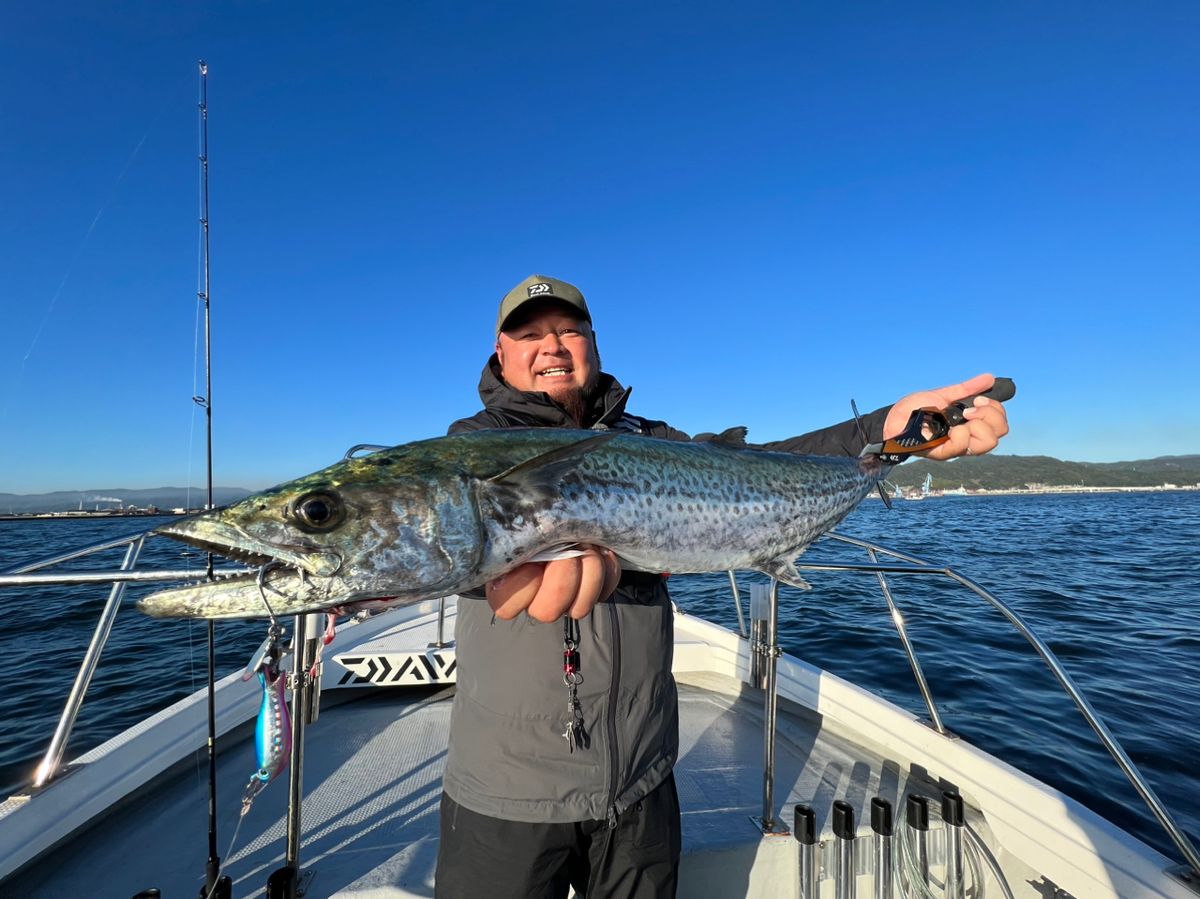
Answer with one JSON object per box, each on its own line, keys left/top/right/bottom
{"left": 496, "top": 274, "right": 592, "bottom": 335}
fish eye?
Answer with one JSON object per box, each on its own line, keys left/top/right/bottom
{"left": 288, "top": 492, "right": 344, "bottom": 532}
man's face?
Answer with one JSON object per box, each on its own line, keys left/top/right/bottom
{"left": 496, "top": 304, "right": 600, "bottom": 403}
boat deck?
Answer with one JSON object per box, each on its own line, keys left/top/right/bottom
{"left": 4, "top": 670, "right": 926, "bottom": 898}
{"left": 8, "top": 604, "right": 1187, "bottom": 898}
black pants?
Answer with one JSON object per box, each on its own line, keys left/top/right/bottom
{"left": 434, "top": 774, "right": 681, "bottom": 899}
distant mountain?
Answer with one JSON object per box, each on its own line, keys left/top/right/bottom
{"left": 0, "top": 487, "right": 254, "bottom": 515}
{"left": 885, "top": 454, "right": 1200, "bottom": 491}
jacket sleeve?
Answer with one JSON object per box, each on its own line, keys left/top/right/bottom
{"left": 454, "top": 404, "right": 891, "bottom": 456}
{"left": 632, "top": 417, "right": 693, "bottom": 442}
{"left": 448, "top": 410, "right": 500, "bottom": 436}
{"left": 758, "top": 405, "right": 892, "bottom": 457}
{"left": 635, "top": 408, "right": 892, "bottom": 458}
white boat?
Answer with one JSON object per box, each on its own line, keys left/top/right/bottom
{"left": 2, "top": 531, "right": 1197, "bottom": 898}
{"left": 4, "top": 64, "right": 1195, "bottom": 899}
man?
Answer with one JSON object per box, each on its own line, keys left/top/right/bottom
{"left": 434, "top": 275, "right": 1010, "bottom": 898}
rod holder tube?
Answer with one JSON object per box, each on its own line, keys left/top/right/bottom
{"left": 942, "top": 792, "right": 965, "bottom": 899}
{"left": 759, "top": 581, "right": 780, "bottom": 829}
{"left": 34, "top": 536, "right": 145, "bottom": 786}
{"left": 833, "top": 800, "right": 856, "bottom": 899}
{"left": 748, "top": 582, "right": 770, "bottom": 688}
{"left": 905, "top": 795, "right": 930, "bottom": 890}
{"left": 794, "top": 804, "right": 818, "bottom": 899}
{"left": 303, "top": 612, "right": 322, "bottom": 725}
{"left": 285, "top": 615, "right": 309, "bottom": 869}
{"left": 871, "top": 797, "right": 893, "bottom": 899}
{"left": 748, "top": 619, "right": 765, "bottom": 687}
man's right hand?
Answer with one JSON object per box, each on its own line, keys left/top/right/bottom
{"left": 485, "top": 546, "right": 622, "bottom": 622}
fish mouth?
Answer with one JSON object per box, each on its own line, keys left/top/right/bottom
{"left": 138, "top": 568, "right": 330, "bottom": 620}
{"left": 136, "top": 515, "right": 350, "bottom": 620}
{"left": 155, "top": 516, "right": 343, "bottom": 577}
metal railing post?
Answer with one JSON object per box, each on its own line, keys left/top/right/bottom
{"left": 867, "top": 548, "right": 947, "bottom": 735}
{"left": 430, "top": 595, "right": 452, "bottom": 649}
{"left": 34, "top": 535, "right": 146, "bottom": 787}
{"left": 728, "top": 570, "right": 747, "bottom": 638}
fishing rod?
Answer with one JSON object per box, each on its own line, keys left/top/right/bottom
{"left": 196, "top": 58, "right": 232, "bottom": 899}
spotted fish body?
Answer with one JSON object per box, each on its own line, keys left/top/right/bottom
{"left": 139, "top": 429, "right": 891, "bottom": 620}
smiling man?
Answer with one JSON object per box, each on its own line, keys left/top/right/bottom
{"left": 433, "top": 274, "right": 1010, "bottom": 899}
{"left": 493, "top": 275, "right": 601, "bottom": 424}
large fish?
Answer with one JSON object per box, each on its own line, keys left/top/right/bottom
{"left": 138, "top": 429, "right": 894, "bottom": 620}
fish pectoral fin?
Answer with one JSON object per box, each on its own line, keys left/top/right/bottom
{"left": 613, "top": 554, "right": 660, "bottom": 573}
{"left": 753, "top": 554, "right": 812, "bottom": 590}
{"left": 487, "top": 429, "right": 619, "bottom": 492}
{"left": 487, "top": 432, "right": 619, "bottom": 493}
{"left": 527, "top": 544, "right": 587, "bottom": 562}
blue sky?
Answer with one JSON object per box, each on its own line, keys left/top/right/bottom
{"left": 2, "top": 2, "right": 1197, "bottom": 493}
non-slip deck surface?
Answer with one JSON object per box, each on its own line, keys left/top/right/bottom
{"left": 7, "top": 666, "right": 919, "bottom": 898}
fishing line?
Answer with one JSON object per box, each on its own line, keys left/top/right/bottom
{"left": 201, "top": 813, "right": 245, "bottom": 899}
{"left": 894, "top": 810, "right": 985, "bottom": 899}
{"left": 3, "top": 110, "right": 163, "bottom": 425}
{"left": 964, "top": 820, "right": 1016, "bottom": 899}
{"left": 183, "top": 607, "right": 199, "bottom": 772}
{"left": 185, "top": 166, "right": 205, "bottom": 515}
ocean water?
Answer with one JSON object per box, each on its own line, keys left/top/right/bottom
{"left": 1, "top": 492, "right": 1197, "bottom": 863}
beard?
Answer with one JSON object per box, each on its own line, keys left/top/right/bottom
{"left": 556, "top": 387, "right": 588, "bottom": 426}
{"left": 547, "top": 366, "right": 601, "bottom": 426}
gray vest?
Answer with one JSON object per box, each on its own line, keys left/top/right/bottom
{"left": 443, "top": 370, "right": 681, "bottom": 822}
{"left": 443, "top": 574, "right": 677, "bottom": 823}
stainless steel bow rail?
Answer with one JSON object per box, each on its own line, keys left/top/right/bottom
{"left": 745, "top": 530, "right": 1200, "bottom": 886}
{"left": 0, "top": 529, "right": 256, "bottom": 788}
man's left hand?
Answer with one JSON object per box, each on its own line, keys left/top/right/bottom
{"left": 882, "top": 372, "right": 1010, "bottom": 461}
{"left": 485, "top": 546, "right": 622, "bottom": 622}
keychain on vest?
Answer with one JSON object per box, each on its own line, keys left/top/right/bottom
{"left": 562, "top": 618, "right": 588, "bottom": 751}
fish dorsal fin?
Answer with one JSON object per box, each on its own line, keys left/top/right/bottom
{"left": 694, "top": 426, "right": 749, "bottom": 447}
{"left": 711, "top": 426, "right": 748, "bottom": 447}
{"left": 488, "top": 432, "right": 619, "bottom": 493}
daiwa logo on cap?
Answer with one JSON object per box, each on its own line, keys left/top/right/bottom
{"left": 527, "top": 282, "right": 552, "bottom": 297}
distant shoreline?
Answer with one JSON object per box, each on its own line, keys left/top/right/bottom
{"left": 0, "top": 509, "right": 193, "bottom": 522}
{"left": 872, "top": 484, "right": 1200, "bottom": 500}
